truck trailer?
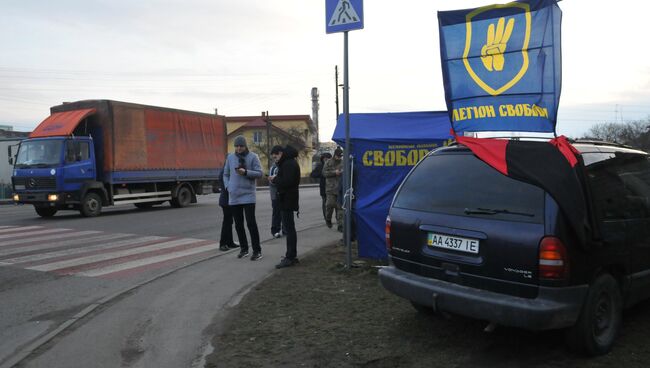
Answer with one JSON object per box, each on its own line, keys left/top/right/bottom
{"left": 9, "top": 100, "right": 227, "bottom": 217}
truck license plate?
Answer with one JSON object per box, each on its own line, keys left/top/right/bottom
{"left": 427, "top": 233, "right": 479, "bottom": 254}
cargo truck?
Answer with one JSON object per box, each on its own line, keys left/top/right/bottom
{"left": 8, "top": 100, "right": 227, "bottom": 217}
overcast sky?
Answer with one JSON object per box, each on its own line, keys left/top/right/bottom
{"left": 1, "top": 0, "right": 649, "bottom": 140}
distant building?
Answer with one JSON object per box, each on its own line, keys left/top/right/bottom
{"left": 0, "top": 124, "right": 13, "bottom": 131}
{"left": 225, "top": 114, "right": 317, "bottom": 178}
{"left": 0, "top": 128, "right": 29, "bottom": 139}
{"left": 0, "top": 130, "right": 29, "bottom": 198}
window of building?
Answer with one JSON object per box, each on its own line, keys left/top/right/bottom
{"left": 253, "top": 131, "right": 263, "bottom": 144}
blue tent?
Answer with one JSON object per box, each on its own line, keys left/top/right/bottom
{"left": 332, "top": 111, "right": 452, "bottom": 259}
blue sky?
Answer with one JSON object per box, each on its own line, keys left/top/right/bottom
{"left": 1, "top": 0, "right": 648, "bottom": 140}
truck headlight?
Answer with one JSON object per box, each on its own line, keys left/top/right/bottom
{"left": 13, "top": 194, "right": 19, "bottom": 201}
{"left": 48, "top": 194, "right": 59, "bottom": 201}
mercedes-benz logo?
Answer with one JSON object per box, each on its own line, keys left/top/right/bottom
{"left": 29, "top": 178, "right": 37, "bottom": 187}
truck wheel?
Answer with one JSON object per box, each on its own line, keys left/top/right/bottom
{"left": 171, "top": 186, "right": 192, "bottom": 208}
{"left": 565, "top": 273, "right": 622, "bottom": 356}
{"left": 35, "top": 206, "right": 57, "bottom": 218}
{"left": 80, "top": 192, "right": 102, "bottom": 217}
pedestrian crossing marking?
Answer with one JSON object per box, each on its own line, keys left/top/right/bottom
{"left": 329, "top": 0, "right": 361, "bottom": 26}
{"left": 0, "top": 230, "right": 101, "bottom": 248}
{"left": 78, "top": 242, "right": 218, "bottom": 277}
{"left": 0, "top": 233, "right": 133, "bottom": 258}
{"left": 0, "top": 226, "right": 222, "bottom": 278}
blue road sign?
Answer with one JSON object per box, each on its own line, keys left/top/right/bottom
{"left": 326, "top": 0, "right": 364, "bottom": 34}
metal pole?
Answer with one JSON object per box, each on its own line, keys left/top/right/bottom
{"left": 266, "top": 111, "right": 271, "bottom": 172}
{"left": 335, "top": 65, "right": 340, "bottom": 118}
{"left": 343, "top": 31, "right": 352, "bottom": 268}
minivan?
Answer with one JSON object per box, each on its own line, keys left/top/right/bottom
{"left": 379, "top": 140, "right": 650, "bottom": 355}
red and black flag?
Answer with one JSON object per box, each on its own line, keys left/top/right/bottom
{"left": 456, "top": 135, "right": 589, "bottom": 246}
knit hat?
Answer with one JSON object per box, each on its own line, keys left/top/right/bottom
{"left": 270, "top": 145, "right": 283, "bottom": 154}
{"left": 233, "top": 135, "right": 247, "bottom": 147}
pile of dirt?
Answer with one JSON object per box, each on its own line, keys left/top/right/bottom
{"left": 206, "top": 243, "right": 650, "bottom": 368}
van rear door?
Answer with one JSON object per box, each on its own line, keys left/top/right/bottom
{"left": 390, "top": 148, "right": 547, "bottom": 298}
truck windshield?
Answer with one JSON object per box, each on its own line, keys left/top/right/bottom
{"left": 15, "top": 140, "right": 63, "bottom": 168}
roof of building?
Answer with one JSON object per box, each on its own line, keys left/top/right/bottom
{"left": 226, "top": 114, "right": 316, "bottom": 133}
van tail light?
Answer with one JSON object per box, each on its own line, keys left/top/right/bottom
{"left": 385, "top": 215, "right": 392, "bottom": 251}
{"left": 538, "top": 236, "right": 569, "bottom": 280}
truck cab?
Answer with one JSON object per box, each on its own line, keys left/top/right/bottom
{"left": 11, "top": 136, "right": 98, "bottom": 217}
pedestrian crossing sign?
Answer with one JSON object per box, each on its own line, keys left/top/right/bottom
{"left": 326, "top": 0, "right": 364, "bottom": 34}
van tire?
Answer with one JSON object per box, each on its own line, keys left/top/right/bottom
{"left": 80, "top": 192, "right": 102, "bottom": 217}
{"left": 565, "top": 273, "right": 622, "bottom": 356}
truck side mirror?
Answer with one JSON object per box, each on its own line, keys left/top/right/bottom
{"left": 8, "top": 157, "right": 13, "bottom": 165}
{"left": 7, "top": 146, "right": 12, "bottom": 165}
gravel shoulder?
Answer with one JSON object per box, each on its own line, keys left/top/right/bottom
{"left": 205, "top": 242, "right": 650, "bottom": 368}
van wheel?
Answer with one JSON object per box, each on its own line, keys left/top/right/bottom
{"left": 410, "top": 301, "right": 436, "bottom": 316}
{"left": 565, "top": 273, "right": 622, "bottom": 356}
{"left": 80, "top": 193, "right": 102, "bottom": 217}
{"left": 35, "top": 206, "right": 57, "bottom": 217}
{"left": 171, "top": 186, "right": 192, "bottom": 208}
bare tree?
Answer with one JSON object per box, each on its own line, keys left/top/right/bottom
{"left": 249, "top": 127, "right": 310, "bottom": 171}
{"left": 582, "top": 116, "right": 650, "bottom": 151}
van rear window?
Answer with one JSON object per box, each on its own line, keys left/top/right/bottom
{"left": 393, "top": 152, "right": 544, "bottom": 223}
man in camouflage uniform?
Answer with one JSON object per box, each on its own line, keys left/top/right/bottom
{"left": 323, "top": 147, "right": 343, "bottom": 231}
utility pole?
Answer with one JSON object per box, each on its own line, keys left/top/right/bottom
{"left": 264, "top": 111, "right": 271, "bottom": 171}
{"left": 311, "top": 87, "right": 320, "bottom": 150}
{"left": 335, "top": 65, "right": 340, "bottom": 118}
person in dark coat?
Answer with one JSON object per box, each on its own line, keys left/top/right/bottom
{"left": 269, "top": 145, "right": 284, "bottom": 238}
{"left": 270, "top": 144, "right": 301, "bottom": 268}
{"left": 310, "top": 152, "right": 332, "bottom": 223}
{"left": 218, "top": 170, "right": 239, "bottom": 251}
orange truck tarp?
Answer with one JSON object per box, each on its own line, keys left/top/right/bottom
{"left": 29, "top": 108, "right": 96, "bottom": 138}
{"left": 47, "top": 100, "right": 226, "bottom": 174}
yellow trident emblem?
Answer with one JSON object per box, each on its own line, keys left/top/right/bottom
{"left": 481, "top": 17, "right": 515, "bottom": 72}
{"left": 463, "top": 2, "right": 531, "bottom": 96}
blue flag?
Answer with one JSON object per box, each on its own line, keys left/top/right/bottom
{"left": 438, "top": 0, "right": 562, "bottom": 135}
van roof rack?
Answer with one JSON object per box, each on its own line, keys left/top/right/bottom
{"left": 571, "top": 139, "right": 634, "bottom": 149}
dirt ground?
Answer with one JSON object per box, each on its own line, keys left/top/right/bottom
{"left": 205, "top": 242, "right": 650, "bottom": 368}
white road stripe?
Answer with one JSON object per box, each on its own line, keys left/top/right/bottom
{"left": 77, "top": 242, "right": 219, "bottom": 277}
{"left": 0, "top": 226, "right": 42, "bottom": 235}
{"left": 0, "top": 234, "right": 137, "bottom": 262}
{"left": 0, "top": 230, "right": 102, "bottom": 248}
{"left": 0, "top": 233, "right": 133, "bottom": 257}
{"left": 0, "top": 226, "right": 15, "bottom": 229}
{"left": 29, "top": 237, "right": 205, "bottom": 272}
{"left": 0, "top": 228, "right": 70, "bottom": 241}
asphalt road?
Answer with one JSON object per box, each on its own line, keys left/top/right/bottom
{"left": 0, "top": 186, "right": 339, "bottom": 368}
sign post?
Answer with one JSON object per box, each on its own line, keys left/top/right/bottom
{"left": 326, "top": 0, "right": 363, "bottom": 268}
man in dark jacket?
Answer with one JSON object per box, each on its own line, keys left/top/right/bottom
{"left": 269, "top": 145, "right": 284, "bottom": 238}
{"left": 269, "top": 145, "right": 301, "bottom": 268}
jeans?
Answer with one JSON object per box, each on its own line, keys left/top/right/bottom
{"left": 231, "top": 203, "right": 261, "bottom": 253}
{"left": 281, "top": 209, "right": 297, "bottom": 260}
